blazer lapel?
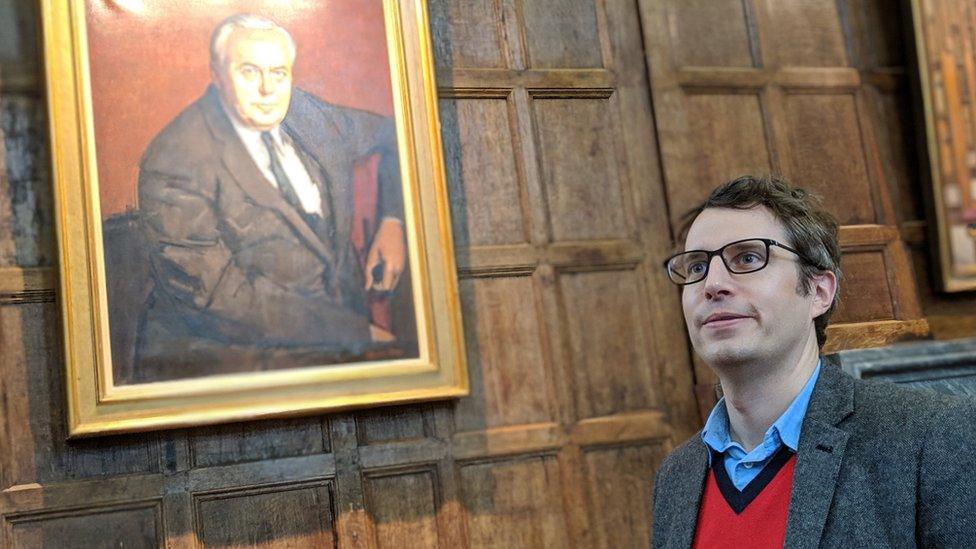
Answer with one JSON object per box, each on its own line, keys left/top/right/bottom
{"left": 200, "top": 88, "right": 337, "bottom": 268}
{"left": 783, "top": 357, "right": 854, "bottom": 548}
{"left": 667, "top": 441, "right": 708, "bottom": 549}
{"left": 283, "top": 93, "right": 353, "bottom": 249}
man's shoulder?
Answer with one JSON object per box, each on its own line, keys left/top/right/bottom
{"left": 656, "top": 434, "right": 707, "bottom": 482}
{"left": 286, "top": 90, "right": 396, "bottom": 158}
{"left": 845, "top": 373, "right": 975, "bottom": 437}
{"left": 288, "top": 89, "right": 393, "bottom": 140}
{"left": 290, "top": 89, "right": 386, "bottom": 122}
{"left": 141, "top": 93, "right": 219, "bottom": 171}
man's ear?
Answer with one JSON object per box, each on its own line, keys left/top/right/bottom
{"left": 809, "top": 270, "right": 837, "bottom": 318}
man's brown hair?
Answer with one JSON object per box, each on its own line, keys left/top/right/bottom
{"left": 680, "top": 175, "right": 842, "bottom": 348}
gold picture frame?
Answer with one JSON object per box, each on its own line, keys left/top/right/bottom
{"left": 40, "top": 0, "right": 466, "bottom": 436}
{"left": 911, "top": 0, "right": 976, "bottom": 291}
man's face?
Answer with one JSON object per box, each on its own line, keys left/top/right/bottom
{"left": 680, "top": 206, "right": 825, "bottom": 367}
{"left": 213, "top": 28, "right": 293, "bottom": 131}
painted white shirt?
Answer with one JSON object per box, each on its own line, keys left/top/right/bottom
{"left": 229, "top": 119, "right": 323, "bottom": 216}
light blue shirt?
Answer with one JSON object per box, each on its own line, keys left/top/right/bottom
{"left": 701, "top": 360, "right": 821, "bottom": 491}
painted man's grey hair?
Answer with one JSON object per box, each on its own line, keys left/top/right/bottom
{"left": 210, "top": 14, "right": 296, "bottom": 68}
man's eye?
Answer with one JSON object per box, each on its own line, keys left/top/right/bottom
{"left": 239, "top": 67, "right": 258, "bottom": 79}
{"left": 272, "top": 69, "right": 289, "bottom": 80}
{"left": 735, "top": 252, "right": 762, "bottom": 265}
{"left": 687, "top": 262, "right": 707, "bottom": 275}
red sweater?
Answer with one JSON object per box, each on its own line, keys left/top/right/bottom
{"left": 692, "top": 451, "right": 797, "bottom": 549}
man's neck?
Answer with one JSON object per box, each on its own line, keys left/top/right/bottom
{"left": 713, "top": 333, "right": 820, "bottom": 452}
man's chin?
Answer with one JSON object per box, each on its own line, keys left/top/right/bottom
{"left": 696, "top": 339, "right": 759, "bottom": 368}
{"left": 241, "top": 113, "right": 286, "bottom": 130}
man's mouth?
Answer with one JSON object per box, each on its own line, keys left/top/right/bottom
{"left": 701, "top": 312, "right": 753, "bottom": 327}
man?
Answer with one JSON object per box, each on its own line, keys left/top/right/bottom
{"left": 651, "top": 175, "right": 976, "bottom": 548}
{"left": 134, "top": 14, "right": 409, "bottom": 381}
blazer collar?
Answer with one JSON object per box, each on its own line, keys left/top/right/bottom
{"left": 199, "top": 86, "right": 337, "bottom": 269}
{"left": 783, "top": 354, "right": 854, "bottom": 548}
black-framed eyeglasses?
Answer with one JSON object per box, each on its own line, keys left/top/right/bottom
{"left": 663, "top": 238, "right": 825, "bottom": 286}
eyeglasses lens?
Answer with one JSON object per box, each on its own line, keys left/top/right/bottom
{"left": 722, "top": 240, "right": 768, "bottom": 274}
{"left": 667, "top": 239, "right": 770, "bottom": 284}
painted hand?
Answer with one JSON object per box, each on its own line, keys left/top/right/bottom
{"left": 364, "top": 218, "right": 406, "bottom": 292}
{"left": 370, "top": 324, "right": 395, "bottom": 342}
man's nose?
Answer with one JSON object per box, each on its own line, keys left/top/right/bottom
{"left": 702, "top": 255, "right": 734, "bottom": 299}
{"left": 259, "top": 73, "right": 276, "bottom": 95}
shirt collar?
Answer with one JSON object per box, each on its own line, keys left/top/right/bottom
{"left": 229, "top": 116, "right": 283, "bottom": 148}
{"left": 220, "top": 99, "right": 284, "bottom": 148}
{"left": 701, "top": 359, "right": 822, "bottom": 455}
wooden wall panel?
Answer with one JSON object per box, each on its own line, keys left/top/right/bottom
{"left": 355, "top": 405, "right": 428, "bottom": 445}
{"left": 190, "top": 418, "right": 330, "bottom": 468}
{"left": 6, "top": 503, "right": 162, "bottom": 548}
{"left": 669, "top": 93, "right": 772, "bottom": 221}
{"left": 441, "top": 97, "right": 526, "bottom": 247}
{"left": 458, "top": 457, "right": 568, "bottom": 548}
{"left": 429, "top": 0, "right": 505, "bottom": 69}
{"left": 760, "top": 0, "right": 847, "bottom": 67}
{"left": 455, "top": 277, "right": 554, "bottom": 432}
{"left": 194, "top": 482, "right": 335, "bottom": 548}
{"left": 534, "top": 97, "right": 628, "bottom": 241}
{"left": 520, "top": 1, "right": 603, "bottom": 68}
{"left": 583, "top": 443, "right": 668, "bottom": 549}
{"left": 560, "top": 269, "right": 657, "bottom": 419}
{"left": 783, "top": 93, "right": 877, "bottom": 224}
{"left": 873, "top": 90, "right": 922, "bottom": 220}
{"left": 0, "top": 303, "right": 159, "bottom": 487}
{"left": 834, "top": 252, "right": 896, "bottom": 323}
{"left": 667, "top": 0, "right": 754, "bottom": 68}
{"left": 0, "top": 93, "right": 53, "bottom": 269}
{"left": 842, "top": 0, "right": 905, "bottom": 69}
{"left": 365, "top": 470, "right": 440, "bottom": 548}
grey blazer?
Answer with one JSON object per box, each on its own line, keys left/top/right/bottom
{"left": 651, "top": 355, "right": 976, "bottom": 548}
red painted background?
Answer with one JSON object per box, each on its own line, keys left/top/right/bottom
{"left": 86, "top": 0, "right": 395, "bottom": 218}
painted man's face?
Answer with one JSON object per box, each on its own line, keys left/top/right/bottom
{"left": 213, "top": 28, "right": 294, "bottom": 131}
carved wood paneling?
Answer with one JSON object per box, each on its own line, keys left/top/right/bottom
{"left": 520, "top": 0, "right": 603, "bottom": 69}
{"left": 582, "top": 443, "right": 669, "bottom": 549}
{"left": 455, "top": 276, "right": 555, "bottom": 432}
{"left": 193, "top": 482, "right": 336, "bottom": 548}
{"left": 440, "top": 95, "right": 527, "bottom": 248}
{"left": 364, "top": 469, "right": 441, "bottom": 548}
{"left": 428, "top": 0, "right": 505, "bottom": 70}
{"left": 6, "top": 502, "right": 162, "bottom": 548}
{"left": 189, "top": 417, "right": 331, "bottom": 468}
{"left": 355, "top": 405, "right": 429, "bottom": 446}
{"left": 458, "top": 456, "right": 569, "bottom": 547}
{"left": 559, "top": 269, "right": 658, "bottom": 419}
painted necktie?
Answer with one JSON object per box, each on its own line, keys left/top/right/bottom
{"left": 261, "top": 130, "right": 305, "bottom": 214}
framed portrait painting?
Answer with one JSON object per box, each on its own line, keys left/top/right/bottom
{"left": 40, "top": 0, "right": 466, "bottom": 436}
{"left": 911, "top": 0, "right": 976, "bottom": 291}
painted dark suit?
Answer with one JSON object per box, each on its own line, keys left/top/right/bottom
{"left": 133, "top": 85, "right": 403, "bottom": 381}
